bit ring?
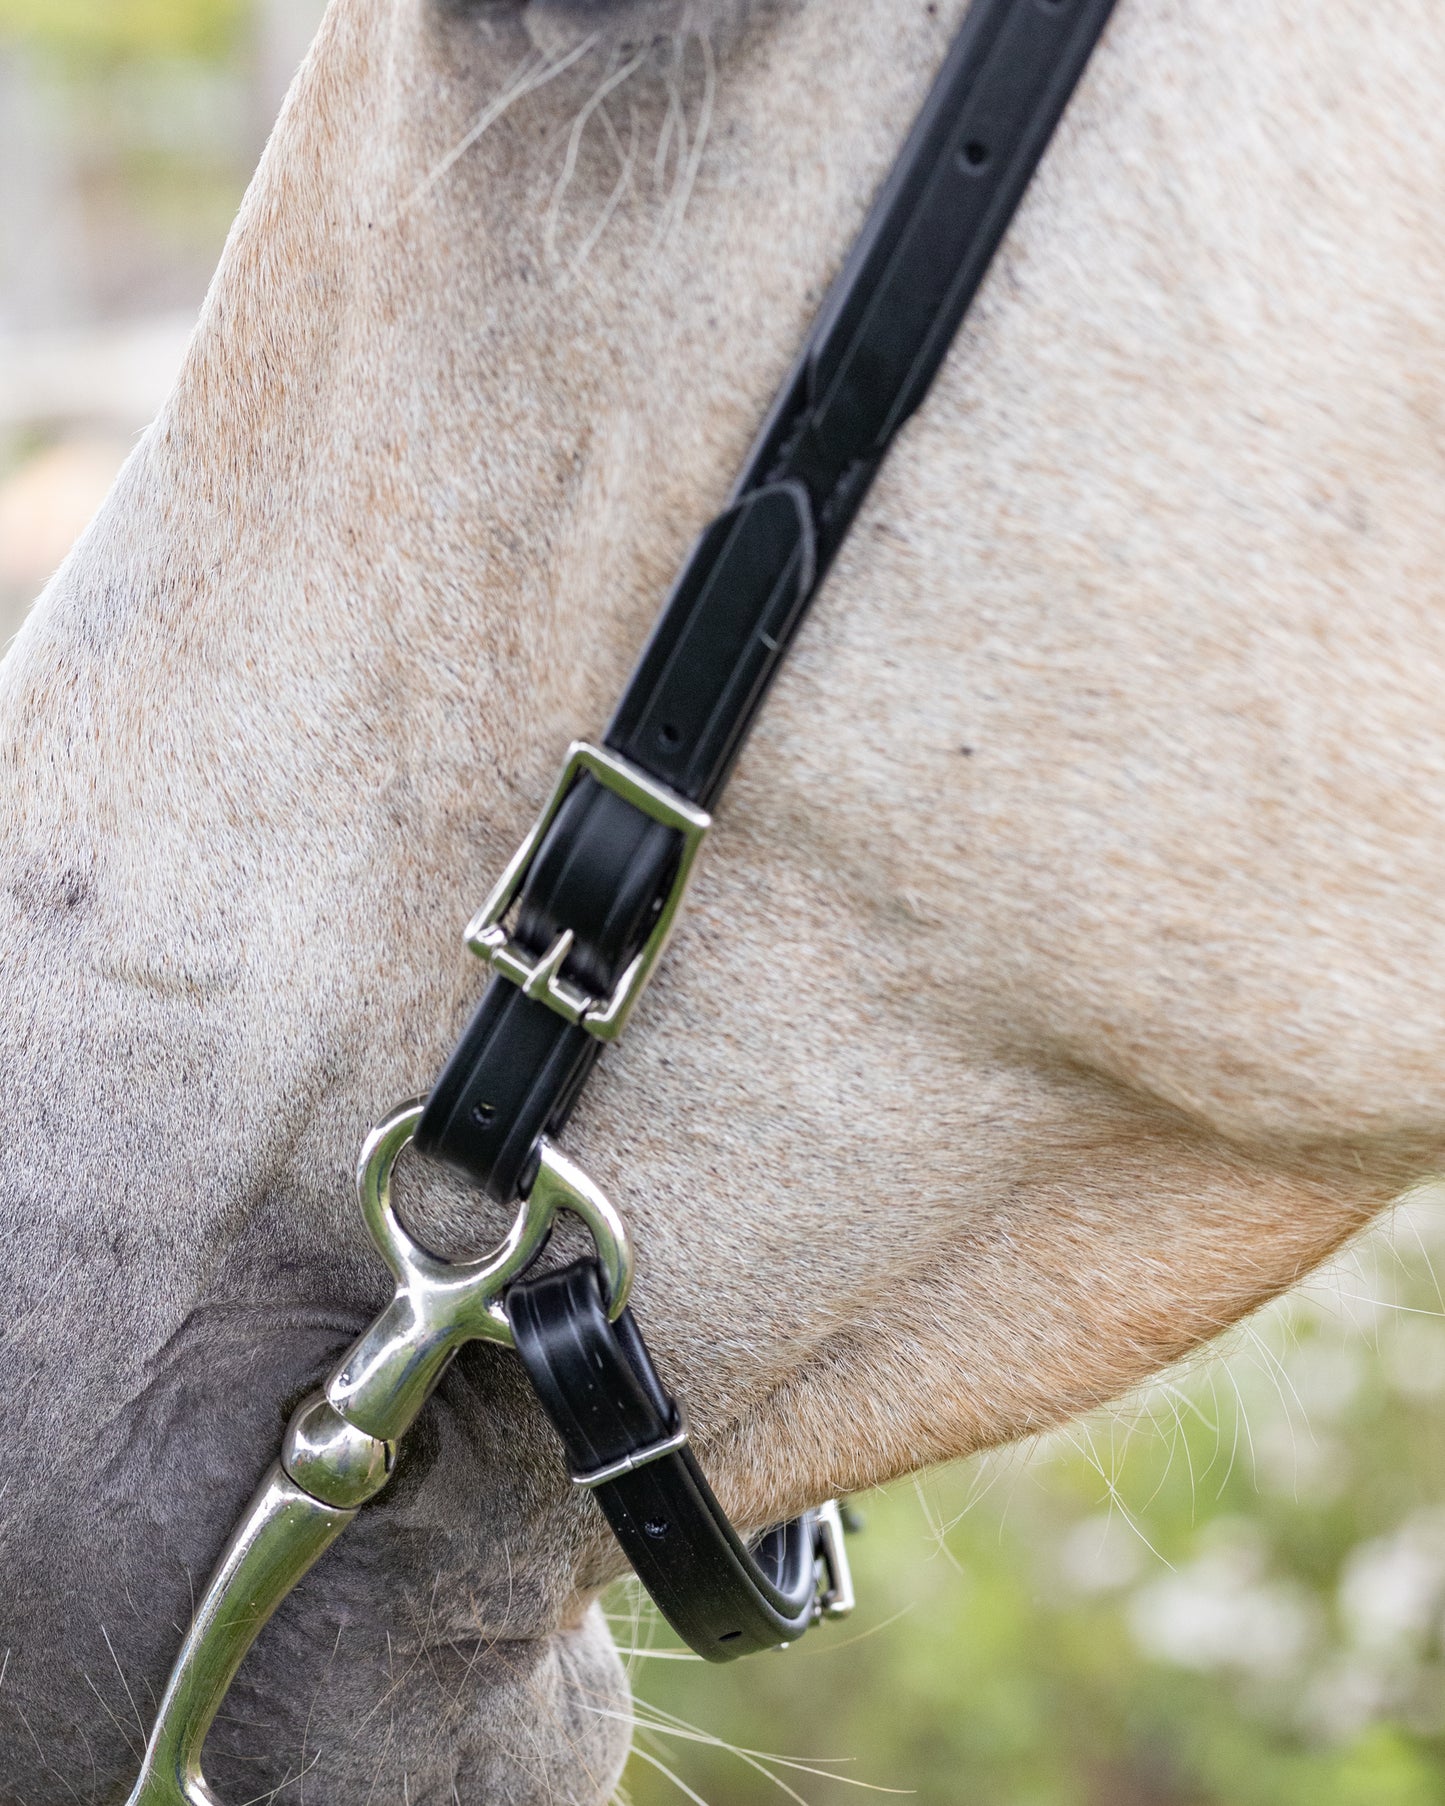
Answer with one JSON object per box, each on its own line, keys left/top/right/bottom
{"left": 356, "top": 1099, "right": 634, "bottom": 1345}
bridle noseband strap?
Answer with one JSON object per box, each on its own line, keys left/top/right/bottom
{"left": 417, "top": 0, "right": 1117, "bottom": 1203}
{"left": 416, "top": 0, "right": 1118, "bottom": 1660}
{"left": 415, "top": 481, "right": 815, "bottom": 1201}
{"left": 510, "top": 1263, "right": 825, "bottom": 1657}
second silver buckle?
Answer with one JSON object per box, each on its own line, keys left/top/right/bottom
{"left": 465, "top": 741, "right": 711, "bottom": 1043}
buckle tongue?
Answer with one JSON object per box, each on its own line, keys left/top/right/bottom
{"left": 466, "top": 741, "right": 711, "bottom": 1042}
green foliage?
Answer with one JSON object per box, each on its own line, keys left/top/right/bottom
{"left": 616, "top": 1196, "right": 1445, "bottom": 1805}
{"left": 0, "top": 0, "right": 246, "bottom": 65}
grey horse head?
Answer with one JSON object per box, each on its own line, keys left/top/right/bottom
{"left": 5, "top": 0, "right": 1445, "bottom": 1797}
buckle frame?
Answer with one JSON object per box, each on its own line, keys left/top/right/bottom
{"left": 465, "top": 741, "right": 712, "bottom": 1043}
{"left": 813, "top": 1500, "right": 857, "bottom": 1621}
{"left": 569, "top": 1405, "right": 692, "bottom": 1490}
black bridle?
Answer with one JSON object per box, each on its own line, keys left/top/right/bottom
{"left": 122, "top": 2, "right": 1122, "bottom": 1791}
{"left": 417, "top": 0, "right": 1119, "bottom": 1661}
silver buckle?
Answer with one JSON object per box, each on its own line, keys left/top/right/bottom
{"left": 465, "top": 741, "right": 711, "bottom": 1043}
{"left": 813, "top": 1500, "right": 857, "bottom": 1621}
{"left": 569, "top": 1406, "right": 691, "bottom": 1490}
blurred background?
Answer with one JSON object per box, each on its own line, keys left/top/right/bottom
{"left": 0, "top": 0, "right": 323, "bottom": 635}
{"left": 614, "top": 1199, "right": 1445, "bottom": 1806}
{"left": 4, "top": 7, "right": 1445, "bottom": 1803}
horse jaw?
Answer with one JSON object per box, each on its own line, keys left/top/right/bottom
{"left": 4, "top": 0, "right": 1445, "bottom": 1798}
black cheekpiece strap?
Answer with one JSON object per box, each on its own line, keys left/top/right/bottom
{"left": 509, "top": 1264, "right": 821, "bottom": 1658}
{"left": 416, "top": 0, "right": 1117, "bottom": 1660}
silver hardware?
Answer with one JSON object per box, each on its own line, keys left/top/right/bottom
{"left": 570, "top": 1406, "right": 691, "bottom": 1489}
{"left": 332, "top": 1102, "right": 634, "bottom": 1441}
{"left": 122, "top": 1469, "right": 353, "bottom": 1806}
{"left": 123, "top": 1097, "right": 632, "bottom": 1806}
{"left": 281, "top": 1397, "right": 394, "bottom": 1508}
{"left": 466, "top": 741, "right": 712, "bottom": 1042}
{"left": 813, "top": 1499, "right": 856, "bottom": 1621}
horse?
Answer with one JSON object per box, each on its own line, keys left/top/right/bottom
{"left": 4, "top": 0, "right": 1443, "bottom": 1797}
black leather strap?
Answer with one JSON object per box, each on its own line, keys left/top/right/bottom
{"left": 416, "top": 0, "right": 1117, "bottom": 1200}
{"left": 508, "top": 1263, "right": 822, "bottom": 1659}
{"left": 416, "top": 0, "right": 1118, "bottom": 1658}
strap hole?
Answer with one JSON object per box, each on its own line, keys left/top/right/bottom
{"left": 470, "top": 1102, "right": 497, "bottom": 1129}
{"left": 717, "top": 1630, "right": 742, "bottom": 1643}
{"left": 960, "top": 140, "right": 990, "bottom": 171}
{"left": 657, "top": 722, "right": 682, "bottom": 750}
{"left": 644, "top": 1519, "right": 671, "bottom": 1539}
